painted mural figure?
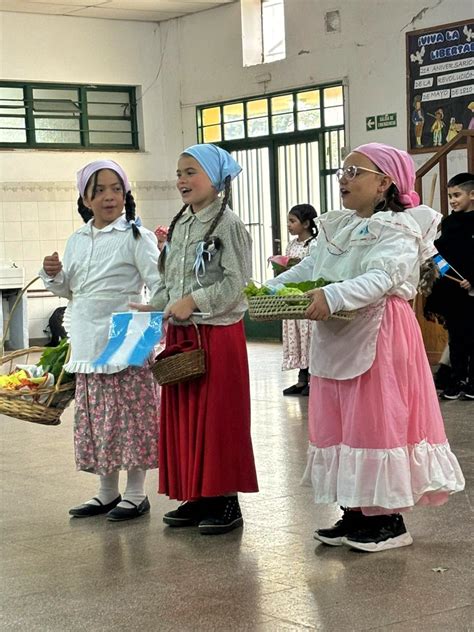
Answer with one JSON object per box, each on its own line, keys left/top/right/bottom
{"left": 446, "top": 117, "right": 462, "bottom": 142}
{"left": 412, "top": 95, "right": 425, "bottom": 148}
{"left": 430, "top": 108, "right": 445, "bottom": 147}
{"left": 468, "top": 102, "right": 474, "bottom": 131}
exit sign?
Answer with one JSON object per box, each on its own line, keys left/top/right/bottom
{"left": 366, "top": 116, "right": 376, "bottom": 131}
{"left": 377, "top": 113, "right": 397, "bottom": 128}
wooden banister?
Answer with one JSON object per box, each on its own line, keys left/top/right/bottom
{"left": 415, "top": 130, "right": 474, "bottom": 216}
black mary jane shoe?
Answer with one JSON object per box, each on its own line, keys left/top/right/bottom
{"left": 69, "top": 495, "right": 121, "bottom": 518}
{"left": 106, "top": 497, "right": 150, "bottom": 522}
{"left": 282, "top": 383, "right": 307, "bottom": 396}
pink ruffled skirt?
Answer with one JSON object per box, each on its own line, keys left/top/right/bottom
{"left": 303, "top": 296, "right": 465, "bottom": 514}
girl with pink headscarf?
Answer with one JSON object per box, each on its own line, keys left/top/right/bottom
{"left": 266, "top": 142, "right": 465, "bottom": 552}
{"left": 40, "top": 160, "right": 162, "bottom": 522}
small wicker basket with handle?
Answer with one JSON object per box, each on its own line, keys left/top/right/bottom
{"left": 152, "top": 321, "right": 206, "bottom": 386}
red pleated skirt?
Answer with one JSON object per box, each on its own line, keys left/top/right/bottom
{"left": 158, "top": 320, "right": 259, "bottom": 501}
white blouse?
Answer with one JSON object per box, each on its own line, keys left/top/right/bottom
{"left": 39, "top": 215, "right": 161, "bottom": 374}
{"left": 266, "top": 205, "right": 440, "bottom": 379}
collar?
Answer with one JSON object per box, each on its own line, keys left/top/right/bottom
{"left": 181, "top": 199, "right": 223, "bottom": 224}
{"left": 77, "top": 213, "right": 131, "bottom": 235}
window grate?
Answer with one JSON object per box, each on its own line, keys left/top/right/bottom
{"left": 0, "top": 82, "right": 139, "bottom": 149}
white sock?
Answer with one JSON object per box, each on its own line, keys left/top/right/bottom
{"left": 118, "top": 469, "right": 146, "bottom": 508}
{"left": 86, "top": 471, "right": 120, "bottom": 506}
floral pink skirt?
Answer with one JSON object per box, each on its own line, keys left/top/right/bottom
{"left": 303, "top": 296, "right": 465, "bottom": 514}
{"left": 74, "top": 367, "right": 160, "bottom": 475}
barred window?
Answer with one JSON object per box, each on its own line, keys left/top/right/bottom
{"left": 197, "top": 84, "right": 344, "bottom": 143}
{"left": 0, "top": 82, "right": 139, "bottom": 150}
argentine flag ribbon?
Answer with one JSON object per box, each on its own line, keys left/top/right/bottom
{"left": 94, "top": 311, "right": 164, "bottom": 368}
{"left": 433, "top": 253, "right": 450, "bottom": 277}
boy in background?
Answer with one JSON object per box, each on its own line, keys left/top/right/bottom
{"left": 425, "top": 172, "right": 474, "bottom": 400}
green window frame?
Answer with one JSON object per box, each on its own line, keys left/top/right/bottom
{"left": 0, "top": 81, "right": 139, "bottom": 150}
{"left": 197, "top": 83, "right": 344, "bottom": 145}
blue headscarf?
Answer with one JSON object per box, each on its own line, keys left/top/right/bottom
{"left": 182, "top": 144, "right": 242, "bottom": 192}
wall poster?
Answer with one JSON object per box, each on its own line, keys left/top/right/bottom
{"left": 406, "top": 19, "right": 474, "bottom": 154}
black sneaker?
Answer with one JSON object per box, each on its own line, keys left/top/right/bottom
{"left": 433, "top": 363, "right": 452, "bottom": 390}
{"left": 163, "top": 499, "right": 209, "bottom": 527}
{"left": 342, "top": 514, "right": 413, "bottom": 552}
{"left": 462, "top": 382, "right": 474, "bottom": 400}
{"left": 314, "top": 508, "right": 367, "bottom": 546}
{"left": 198, "top": 496, "right": 243, "bottom": 535}
{"left": 441, "top": 383, "right": 462, "bottom": 400}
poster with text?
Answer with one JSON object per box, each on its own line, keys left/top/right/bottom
{"left": 406, "top": 19, "right": 474, "bottom": 154}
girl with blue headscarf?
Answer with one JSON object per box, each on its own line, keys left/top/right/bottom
{"left": 149, "top": 143, "right": 259, "bottom": 534}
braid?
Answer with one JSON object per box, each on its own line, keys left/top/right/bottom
{"left": 158, "top": 176, "right": 232, "bottom": 274}
{"left": 125, "top": 191, "right": 141, "bottom": 239}
{"left": 377, "top": 184, "right": 405, "bottom": 214}
{"left": 158, "top": 204, "right": 188, "bottom": 274}
{"left": 203, "top": 175, "right": 231, "bottom": 246}
{"left": 77, "top": 196, "right": 93, "bottom": 223}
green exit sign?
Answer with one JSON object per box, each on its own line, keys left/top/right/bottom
{"left": 366, "top": 116, "right": 376, "bottom": 131}
{"left": 377, "top": 113, "right": 397, "bottom": 128}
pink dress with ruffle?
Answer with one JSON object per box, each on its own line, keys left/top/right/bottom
{"left": 303, "top": 296, "right": 465, "bottom": 514}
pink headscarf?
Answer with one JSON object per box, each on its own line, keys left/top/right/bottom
{"left": 353, "top": 143, "right": 420, "bottom": 208}
{"left": 76, "top": 160, "right": 131, "bottom": 198}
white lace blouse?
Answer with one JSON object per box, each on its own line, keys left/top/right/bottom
{"left": 266, "top": 205, "right": 441, "bottom": 379}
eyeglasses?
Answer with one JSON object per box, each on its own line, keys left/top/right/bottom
{"left": 335, "top": 165, "right": 384, "bottom": 181}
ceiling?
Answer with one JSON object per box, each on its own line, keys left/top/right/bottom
{"left": 0, "top": 0, "right": 238, "bottom": 22}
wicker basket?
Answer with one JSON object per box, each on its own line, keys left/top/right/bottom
{"left": 152, "top": 322, "right": 206, "bottom": 386}
{"left": 247, "top": 295, "right": 356, "bottom": 322}
{"left": 0, "top": 277, "right": 75, "bottom": 426}
{"left": 0, "top": 346, "right": 75, "bottom": 425}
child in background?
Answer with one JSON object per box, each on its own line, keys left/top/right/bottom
{"left": 148, "top": 144, "right": 258, "bottom": 534}
{"left": 266, "top": 143, "right": 464, "bottom": 552}
{"left": 41, "top": 160, "right": 161, "bottom": 521}
{"left": 425, "top": 172, "right": 474, "bottom": 400}
{"left": 282, "top": 204, "right": 318, "bottom": 397}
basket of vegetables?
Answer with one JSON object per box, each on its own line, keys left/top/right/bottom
{"left": 0, "top": 338, "right": 75, "bottom": 425}
{"left": 0, "top": 277, "right": 75, "bottom": 425}
{"left": 244, "top": 279, "right": 356, "bottom": 322}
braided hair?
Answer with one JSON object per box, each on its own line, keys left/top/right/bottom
{"left": 77, "top": 170, "right": 141, "bottom": 239}
{"left": 158, "top": 174, "right": 232, "bottom": 274}
{"left": 374, "top": 183, "right": 406, "bottom": 214}
{"left": 289, "top": 203, "right": 318, "bottom": 244}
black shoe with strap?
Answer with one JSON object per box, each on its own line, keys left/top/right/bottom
{"left": 107, "top": 497, "right": 150, "bottom": 522}
{"left": 314, "top": 508, "right": 367, "bottom": 546}
{"left": 163, "top": 499, "right": 210, "bottom": 527}
{"left": 198, "top": 496, "right": 244, "bottom": 535}
{"left": 69, "top": 495, "right": 121, "bottom": 518}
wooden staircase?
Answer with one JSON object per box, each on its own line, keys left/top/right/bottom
{"left": 414, "top": 130, "right": 474, "bottom": 364}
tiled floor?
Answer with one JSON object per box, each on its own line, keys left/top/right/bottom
{"left": 0, "top": 342, "right": 472, "bottom": 631}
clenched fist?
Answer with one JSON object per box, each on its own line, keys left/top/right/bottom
{"left": 43, "top": 252, "right": 62, "bottom": 278}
